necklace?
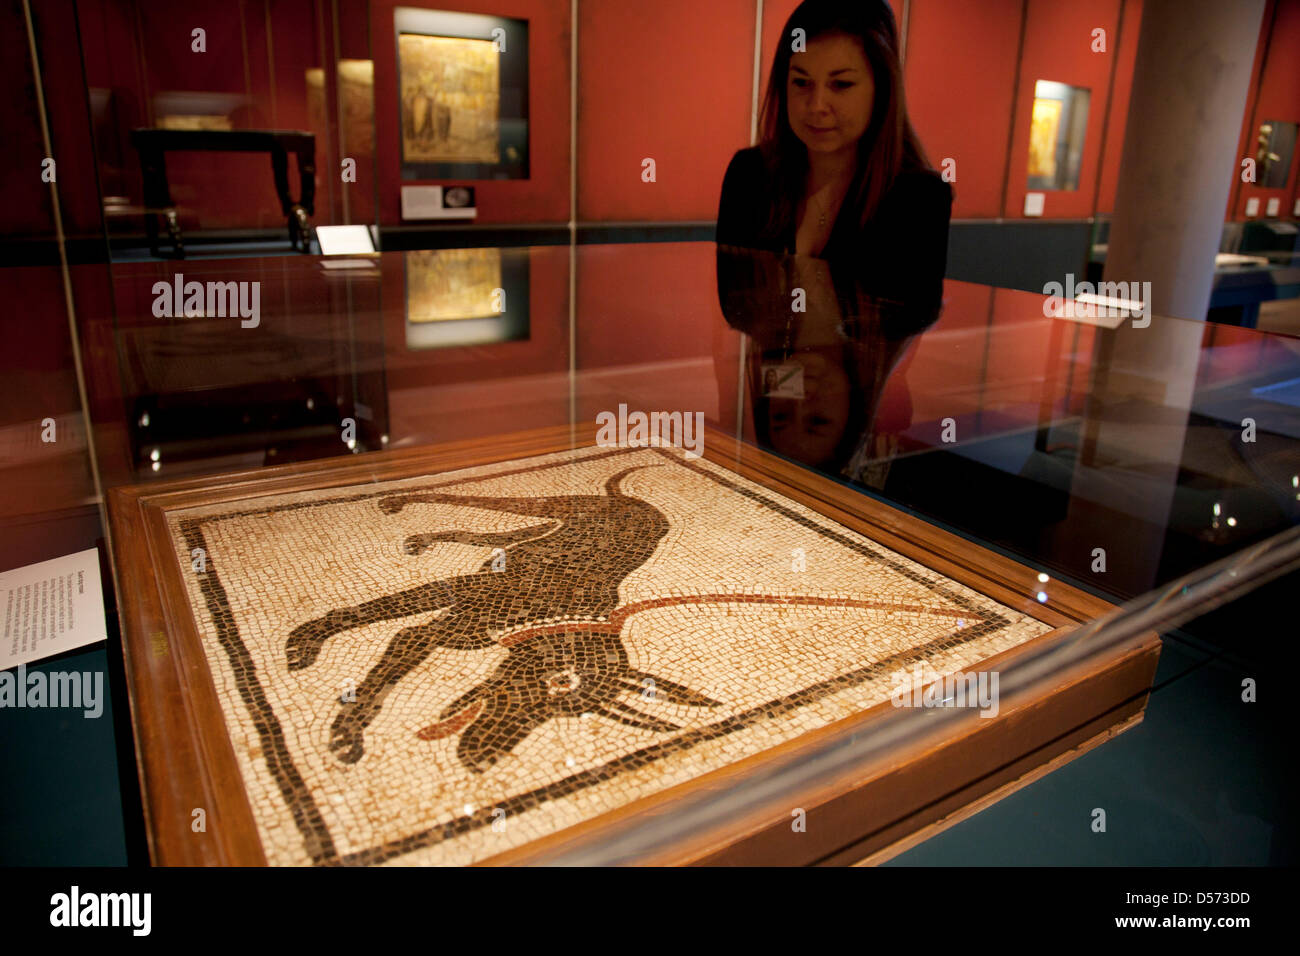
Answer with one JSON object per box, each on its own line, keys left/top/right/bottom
{"left": 809, "top": 177, "right": 846, "bottom": 229}
{"left": 811, "top": 189, "right": 829, "bottom": 227}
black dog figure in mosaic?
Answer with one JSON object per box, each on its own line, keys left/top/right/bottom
{"left": 417, "top": 625, "right": 721, "bottom": 773}
{"left": 286, "top": 464, "right": 687, "bottom": 764}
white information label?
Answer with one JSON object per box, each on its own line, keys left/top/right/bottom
{"left": 400, "top": 185, "right": 477, "bottom": 220}
{"left": 0, "top": 549, "right": 107, "bottom": 669}
{"left": 316, "top": 224, "right": 375, "bottom": 255}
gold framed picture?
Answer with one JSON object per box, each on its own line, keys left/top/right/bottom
{"left": 394, "top": 8, "right": 529, "bottom": 180}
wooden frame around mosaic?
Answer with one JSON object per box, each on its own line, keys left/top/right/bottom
{"left": 106, "top": 423, "right": 1160, "bottom": 866}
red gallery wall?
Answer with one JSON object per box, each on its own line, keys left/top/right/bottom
{"left": 903, "top": 0, "right": 1021, "bottom": 218}
{"left": 309, "top": 0, "right": 1300, "bottom": 232}
{"left": 999, "top": 0, "right": 1125, "bottom": 219}
{"left": 1092, "top": 0, "right": 1142, "bottom": 214}
{"left": 572, "top": 0, "right": 756, "bottom": 383}
{"left": 1, "top": 0, "right": 57, "bottom": 238}
{"left": 1229, "top": 0, "right": 1300, "bottom": 220}
{"left": 576, "top": 0, "right": 754, "bottom": 222}
{"left": 574, "top": 0, "right": 910, "bottom": 225}
{"left": 14, "top": 0, "right": 1300, "bottom": 239}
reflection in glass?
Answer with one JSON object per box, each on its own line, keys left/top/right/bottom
{"left": 407, "top": 248, "right": 503, "bottom": 321}
{"left": 340, "top": 60, "right": 376, "bottom": 157}
{"left": 80, "top": 3, "right": 377, "bottom": 257}
{"left": 717, "top": 245, "right": 941, "bottom": 488}
{"left": 403, "top": 248, "right": 529, "bottom": 350}
{"left": 153, "top": 91, "right": 249, "bottom": 131}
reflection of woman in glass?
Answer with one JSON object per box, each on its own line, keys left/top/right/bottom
{"left": 716, "top": 0, "right": 951, "bottom": 309}
{"left": 765, "top": 348, "right": 856, "bottom": 467}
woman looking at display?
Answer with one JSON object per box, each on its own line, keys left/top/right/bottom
{"left": 716, "top": 0, "right": 951, "bottom": 311}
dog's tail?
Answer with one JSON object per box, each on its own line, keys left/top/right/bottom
{"left": 604, "top": 463, "right": 663, "bottom": 497}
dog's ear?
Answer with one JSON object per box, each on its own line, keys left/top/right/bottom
{"left": 626, "top": 671, "right": 722, "bottom": 708}
{"left": 416, "top": 698, "right": 484, "bottom": 741}
{"left": 590, "top": 699, "right": 682, "bottom": 733}
{"left": 436, "top": 682, "right": 487, "bottom": 721}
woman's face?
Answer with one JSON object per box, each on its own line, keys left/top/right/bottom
{"left": 786, "top": 33, "right": 875, "bottom": 158}
{"left": 765, "top": 349, "right": 852, "bottom": 468}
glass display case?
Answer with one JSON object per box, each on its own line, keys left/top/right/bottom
{"left": 6, "top": 0, "right": 1298, "bottom": 873}
{"left": 82, "top": 241, "right": 1300, "bottom": 865}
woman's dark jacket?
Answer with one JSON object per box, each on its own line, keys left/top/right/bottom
{"left": 715, "top": 145, "right": 953, "bottom": 314}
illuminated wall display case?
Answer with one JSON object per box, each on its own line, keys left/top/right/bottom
{"left": 1027, "top": 80, "right": 1090, "bottom": 193}
{"left": 394, "top": 6, "right": 530, "bottom": 181}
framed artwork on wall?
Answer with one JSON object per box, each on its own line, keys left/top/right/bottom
{"left": 1026, "top": 80, "right": 1090, "bottom": 192}
{"left": 394, "top": 7, "right": 529, "bottom": 180}
{"left": 1255, "top": 120, "right": 1298, "bottom": 190}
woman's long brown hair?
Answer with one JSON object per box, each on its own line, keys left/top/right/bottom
{"left": 757, "top": 0, "right": 932, "bottom": 243}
